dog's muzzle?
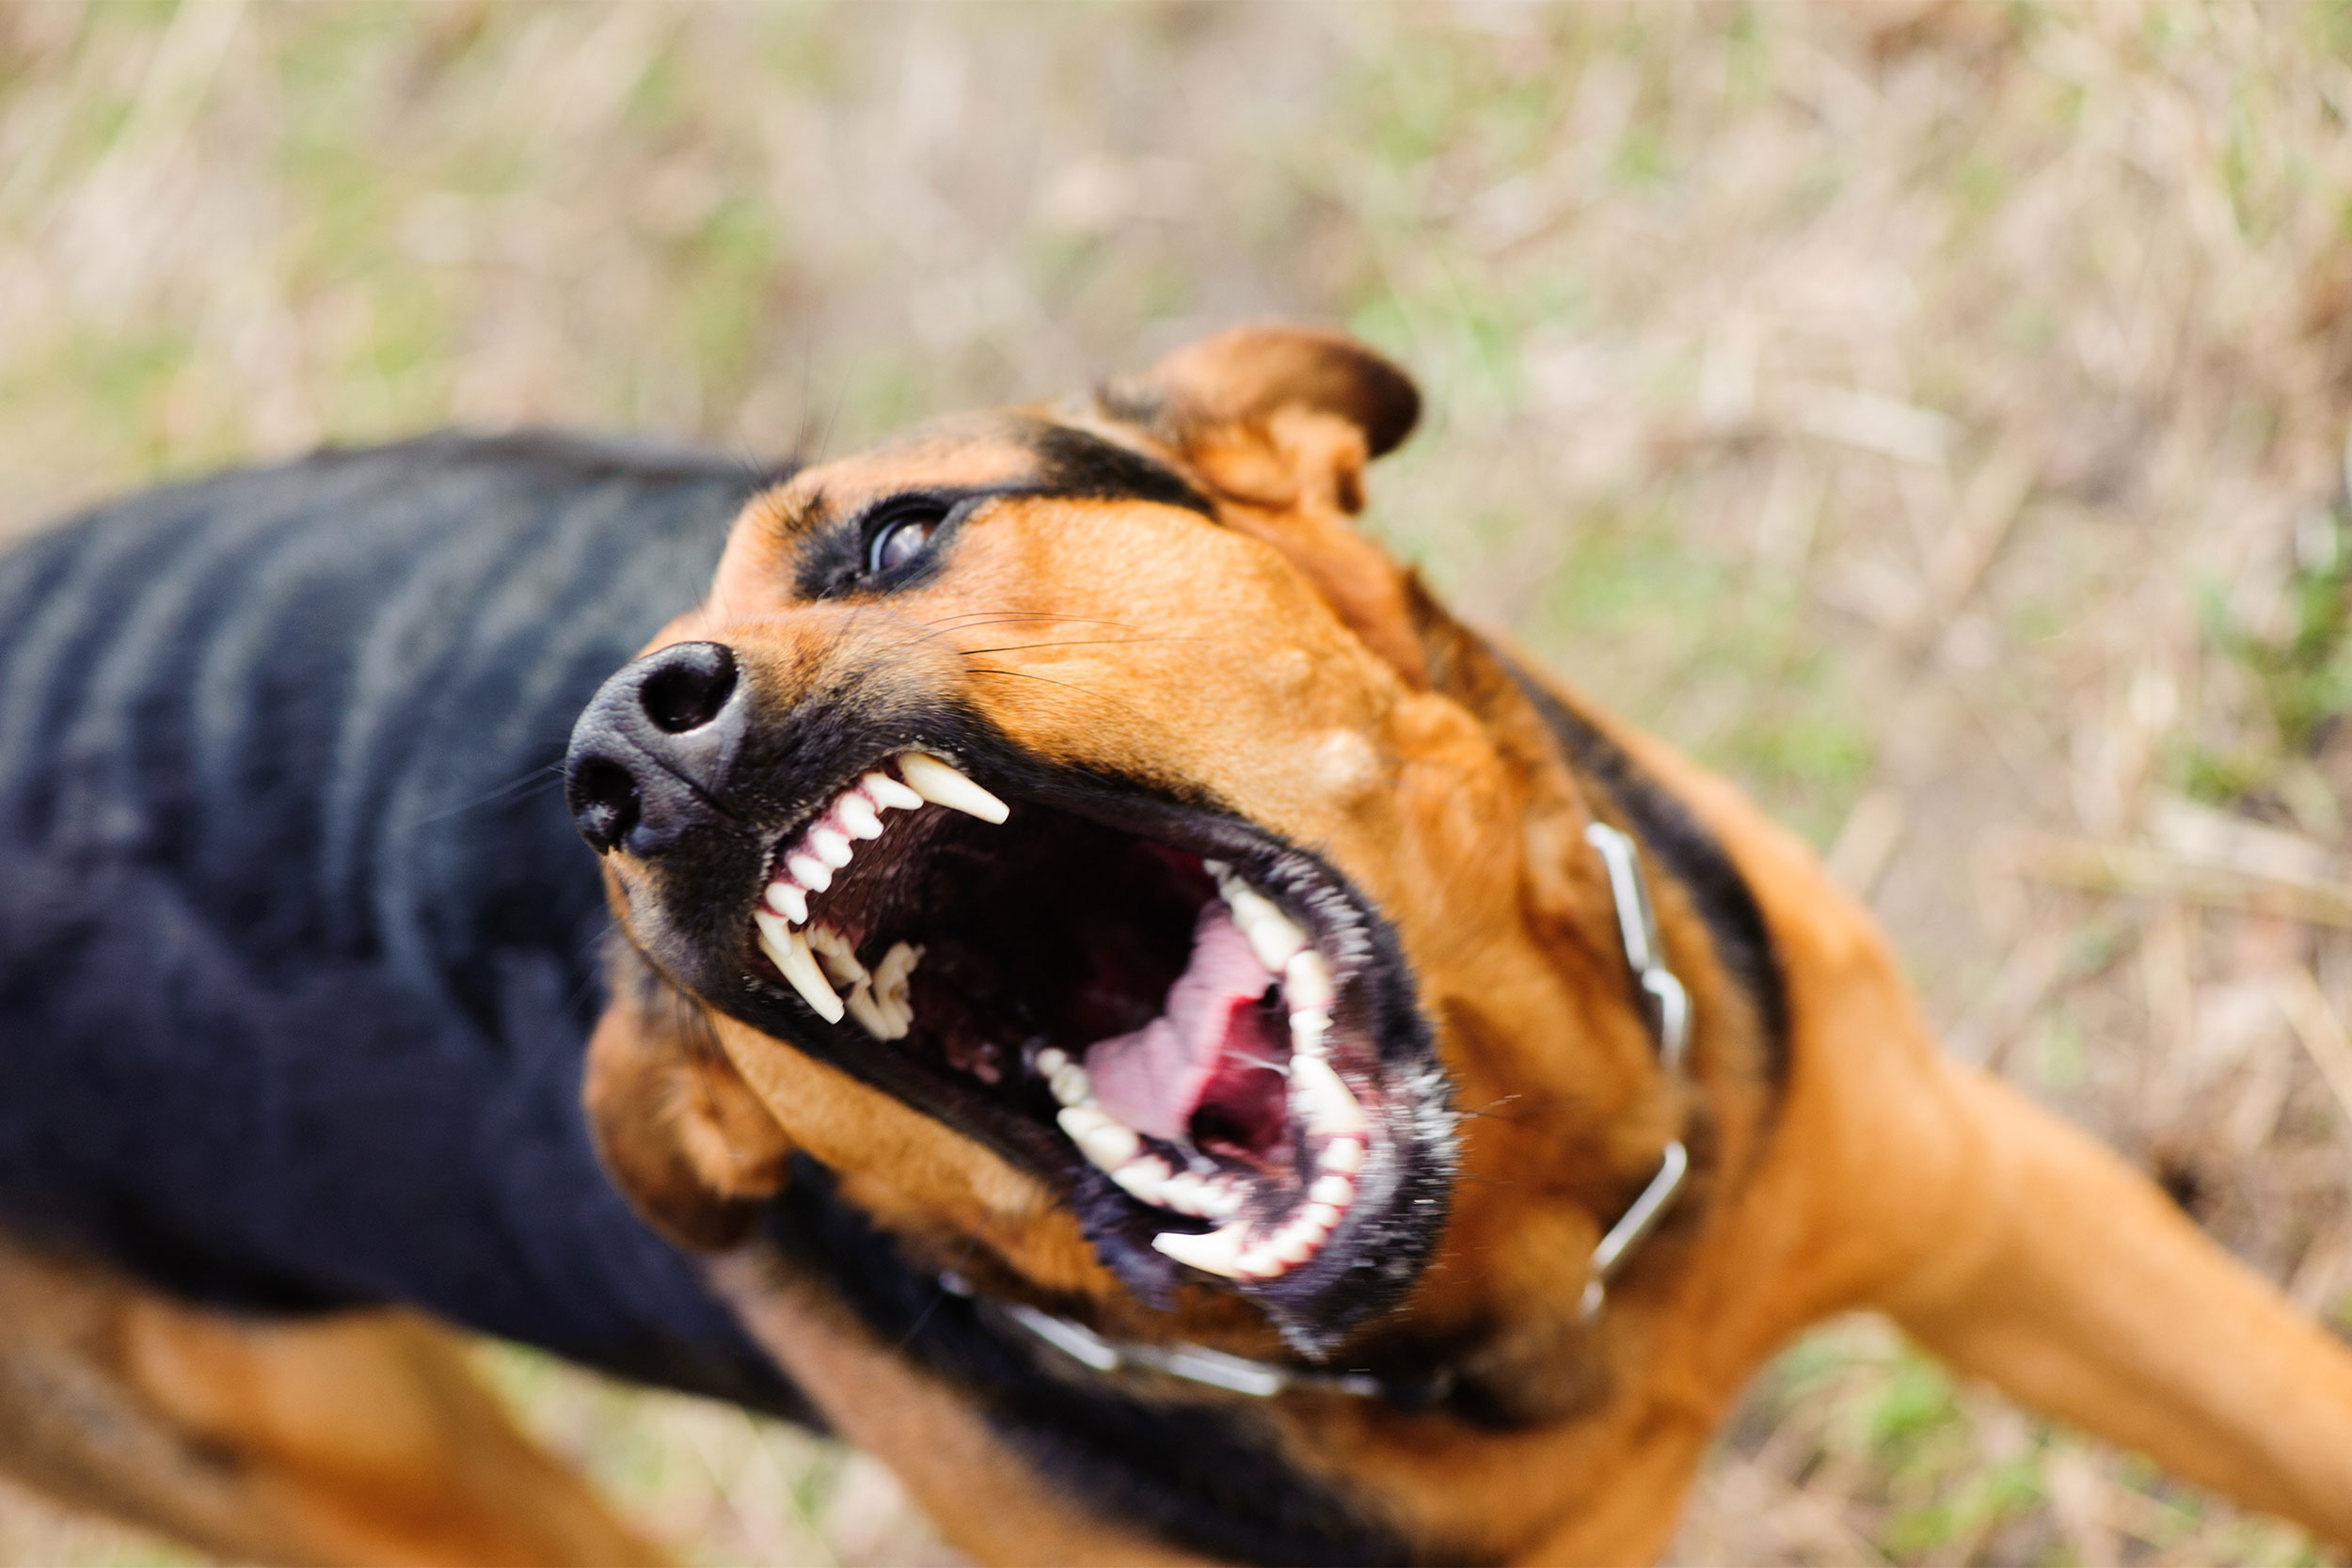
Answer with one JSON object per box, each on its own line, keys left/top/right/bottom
{"left": 564, "top": 641, "right": 745, "bottom": 856}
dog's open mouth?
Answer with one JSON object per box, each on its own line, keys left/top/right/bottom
{"left": 731, "top": 747, "right": 1448, "bottom": 1321}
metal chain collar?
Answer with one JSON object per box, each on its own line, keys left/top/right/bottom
{"left": 980, "top": 818, "right": 1692, "bottom": 1401}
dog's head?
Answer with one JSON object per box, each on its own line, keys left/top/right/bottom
{"left": 567, "top": 326, "right": 1676, "bottom": 1369}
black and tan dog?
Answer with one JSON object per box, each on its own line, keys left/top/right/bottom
{"left": 3, "top": 327, "right": 2350, "bottom": 1564}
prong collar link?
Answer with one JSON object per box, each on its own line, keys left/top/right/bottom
{"left": 1577, "top": 822, "right": 1692, "bottom": 1321}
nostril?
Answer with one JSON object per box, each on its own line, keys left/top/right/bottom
{"left": 639, "top": 642, "right": 738, "bottom": 735}
{"left": 568, "top": 756, "right": 643, "bottom": 854}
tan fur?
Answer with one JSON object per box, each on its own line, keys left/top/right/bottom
{"left": 584, "top": 325, "right": 2352, "bottom": 1562}
{"left": 0, "top": 1235, "right": 667, "bottom": 1566}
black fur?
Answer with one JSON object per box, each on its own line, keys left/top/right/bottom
{"left": 1017, "top": 420, "right": 1215, "bottom": 515}
{"left": 770, "top": 1159, "right": 1411, "bottom": 1567}
{"left": 0, "top": 433, "right": 808, "bottom": 1416}
{"left": 1500, "top": 660, "right": 1791, "bottom": 1082}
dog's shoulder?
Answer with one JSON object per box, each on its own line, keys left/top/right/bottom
{"left": 0, "top": 433, "right": 811, "bottom": 1413}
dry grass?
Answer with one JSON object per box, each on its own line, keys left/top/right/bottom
{"left": 5, "top": 2, "right": 2352, "bottom": 1561}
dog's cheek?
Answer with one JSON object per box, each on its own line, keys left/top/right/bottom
{"left": 582, "top": 989, "right": 792, "bottom": 1253}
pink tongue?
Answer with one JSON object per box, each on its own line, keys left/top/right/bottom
{"left": 1084, "top": 905, "right": 1276, "bottom": 1141}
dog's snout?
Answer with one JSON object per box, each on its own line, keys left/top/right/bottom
{"left": 564, "top": 641, "right": 746, "bottom": 856}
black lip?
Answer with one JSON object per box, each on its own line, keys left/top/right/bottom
{"left": 660, "top": 720, "right": 1456, "bottom": 1353}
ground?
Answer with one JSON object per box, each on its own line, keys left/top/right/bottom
{"left": 2, "top": 3, "right": 2350, "bottom": 1563}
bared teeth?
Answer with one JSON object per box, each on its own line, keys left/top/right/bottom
{"left": 1310, "top": 1173, "right": 1355, "bottom": 1207}
{"left": 843, "top": 984, "right": 897, "bottom": 1040}
{"left": 755, "top": 768, "right": 921, "bottom": 965}
{"left": 1290, "top": 1007, "right": 1329, "bottom": 1055}
{"left": 870, "top": 942, "right": 920, "bottom": 1031}
{"left": 1048, "top": 1059, "right": 1091, "bottom": 1107}
{"left": 1290, "top": 1053, "right": 1368, "bottom": 1136}
{"left": 1283, "top": 949, "right": 1334, "bottom": 1013}
{"left": 862, "top": 770, "right": 923, "bottom": 812}
{"left": 808, "top": 825, "right": 854, "bottom": 869}
{"left": 752, "top": 757, "right": 999, "bottom": 1035}
{"left": 1152, "top": 1221, "right": 1248, "bottom": 1278}
{"left": 898, "top": 752, "right": 1009, "bottom": 824}
{"left": 1057, "top": 1105, "right": 1141, "bottom": 1172}
{"left": 1224, "top": 883, "right": 1307, "bottom": 972}
{"left": 754, "top": 911, "right": 843, "bottom": 1022}
{"left": 1112, "top": 1155, "right": 1171, "bottom": 1204}
{"left": 843, "top": 938, "right": 922, "bottom": 1041}
{"left": 1160, "top": 1169, "right": 1213, "bottom": 1215}
{"left": 749, "top": 758, "right": 1381, "bottom": 1286}
{"left": 1235, "top": 1242, "right": 1284, "bottom": 1280}
{"left": 1215, "top": 868, "right": 1343, "bottom": 1042}
{"left": 805, "top": 925, "right": 866, "bottom": 988}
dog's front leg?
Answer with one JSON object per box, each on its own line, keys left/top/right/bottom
{"left": 1876, "top": 1058, "right": 2352, "bottom": 1544}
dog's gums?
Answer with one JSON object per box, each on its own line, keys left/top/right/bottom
{"left": 742, "top": 750, "right": 1382, "bottom": 1286}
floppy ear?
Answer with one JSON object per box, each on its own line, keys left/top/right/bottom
{"left": 1104, "top": 325, "right": 1431, "bottom": 686}
{"left": 583, "top": 944, "right": 793, "bottom": 1252}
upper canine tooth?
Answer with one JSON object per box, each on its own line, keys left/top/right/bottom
{"left": 898, "top": 752, "right": 1009, "bottom": 824}
{"left": 1283, "top": 949, "right": 1334, "bottom": 1012}
{"left": 754, "top": 911, "right": 843, "bottom": 1023}
{"left": 862, "top": 771, "right": 924, "bottom": 812}
{"left": 1152, "top": 1220, "right": 1249, "bottom": 1278}
{"left": 786, "top": 852, "right": 832, "bottom": 893}
{"left": 1290, "top": 1053, "right": 1367, "bottom": 1135}
{"left": 834, "top": 794, "right": 884, "bottom": 839}
{"left": 809, "top": 825, "right": 854, "bottom": 869}
{"left": 1226, "top": 885, "right": 1306, "bottom": 971}
{"left": 765, "top": 881, "right": 808, "bottom": 925}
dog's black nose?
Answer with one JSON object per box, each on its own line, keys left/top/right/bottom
{"left": 564, "top": 641, "right": 745, "bottom": 855}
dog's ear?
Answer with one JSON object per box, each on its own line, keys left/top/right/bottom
{"left": 1104, "top": 325, "right": 1430, "bottom": 685}
{"left": 583, "top": 946, "right": 793, "bottom": 1252}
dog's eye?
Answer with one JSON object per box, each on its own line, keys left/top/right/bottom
{"left": 866, "top": 501, "right": 949, "bottom": 576}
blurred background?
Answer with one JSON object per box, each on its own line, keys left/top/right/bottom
{"left": 3, "top": 2, "right": 2351, "bottom": 1562}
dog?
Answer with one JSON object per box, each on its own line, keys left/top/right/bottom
{"left": 3, "top": 326, "right": 2350, "bottom": 1564}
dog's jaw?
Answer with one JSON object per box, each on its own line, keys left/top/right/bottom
{"left": 678, "top": 715, "right": 1458, "bottom": 1351}
{"left": 569, "top": 337, "right": 1641, "bottom": 1372}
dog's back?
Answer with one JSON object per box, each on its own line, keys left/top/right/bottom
{"left": 0, "top": 433, "right": 800, "bottom": 1412}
